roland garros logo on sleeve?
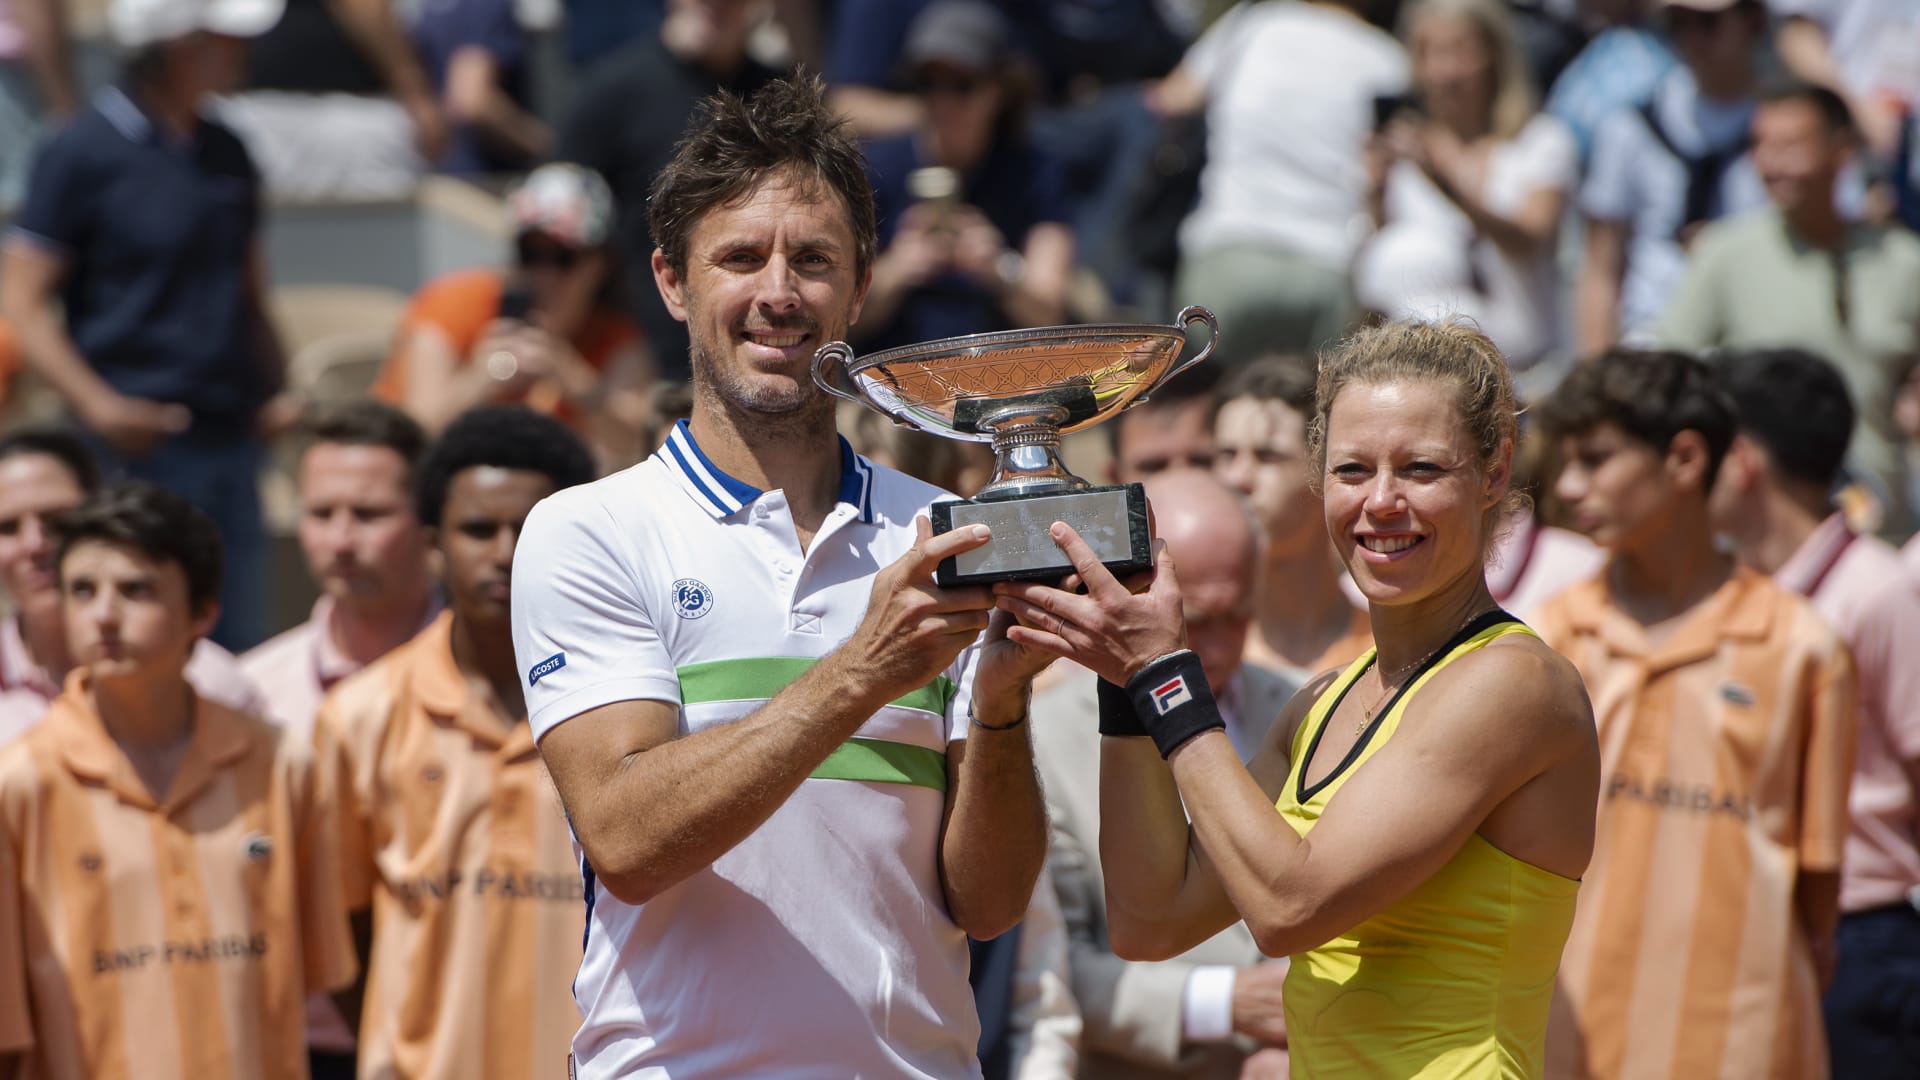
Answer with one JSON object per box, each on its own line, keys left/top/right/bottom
{"left": 1150, "top": 674, "right": 1193, "bottom": 715}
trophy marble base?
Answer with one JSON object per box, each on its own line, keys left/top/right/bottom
{"left": 930, "top": 483, "right": 1151, "bottom": 587}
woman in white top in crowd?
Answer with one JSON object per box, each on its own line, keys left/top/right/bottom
{"left": 1355, "top": 0, "right": 1576, "bottom": 392}
{"left": 1152, "top": 0, "right": 1409, "bottom": 363}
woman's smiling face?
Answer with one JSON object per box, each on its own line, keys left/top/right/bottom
{"left": 1321, "top": 378, "right": 1504, "bottom": 606}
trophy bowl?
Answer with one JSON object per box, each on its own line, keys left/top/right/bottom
{"left": 815, "top": 306, "right": 1218, "bottom": 585}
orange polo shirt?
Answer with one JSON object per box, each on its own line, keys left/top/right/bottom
{"left": 312, "top": 611, "right": 583, "bottom": 1080}
{"left": 0, "top": 673, "right": 356, "bottom": 1079}
{"left": 1532, "top": 567, "right": 1857, "bottom": 1080}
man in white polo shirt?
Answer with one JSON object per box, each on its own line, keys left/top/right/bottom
{"left": 510, "top": 75, "right": 1054, "bottom": 1079}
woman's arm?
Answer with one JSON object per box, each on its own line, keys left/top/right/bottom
{"left": 1575, "top": 218, "right": 1627, "bottom": 358}
{"left": 1441, "top": 182, "right": 1566, "bottom": 262}
{"left": 1167, "top": 645, "right": 1577, "bottom": 956}
{"left": 1097, "top": 682, "right": 1317, "bottom": 960}
{"left": 999, "top": 525, "right": 1588, "bottom": 958}
{"left": 1403, "top": 124, "right": 1567, "bottom": 260}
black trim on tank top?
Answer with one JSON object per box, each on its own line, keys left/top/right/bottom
{"left": 1297, "top": 608, "right": 1520, "bottom": 803}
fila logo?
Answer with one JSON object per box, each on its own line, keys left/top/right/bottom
{"left": 1150, "top": 675, "right": 1193, "bottom": 715}
{"left": 528, "top": 652, "right": 567, "bottom": 686}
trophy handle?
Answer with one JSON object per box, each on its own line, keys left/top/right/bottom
{"left": 1150, "top": 305, "right": 1219, "bottom": 392}
{"left": 811, "top": 341, "right": 867, "bottom": 407}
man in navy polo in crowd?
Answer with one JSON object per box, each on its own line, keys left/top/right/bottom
{"left": 0, "top": 0, "right": 290, "bottom": 650}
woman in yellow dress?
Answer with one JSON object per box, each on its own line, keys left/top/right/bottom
{"left": 996, "top": 319, "right": 1599, "bottom": 1077}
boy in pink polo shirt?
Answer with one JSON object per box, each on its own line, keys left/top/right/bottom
{"left": 1710, "top": 348, "right": 1920, "bottom": 1080}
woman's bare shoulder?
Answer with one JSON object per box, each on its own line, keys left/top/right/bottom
{"left": 1411, "top": 634, "right": 1595, "bottom": 752}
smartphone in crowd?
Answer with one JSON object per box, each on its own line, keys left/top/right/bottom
{"left": 1372, "top": 93, "right": 1425, "bottom": 132}
{"left": 497, "top": 283, "right": 535, "bottom": 323}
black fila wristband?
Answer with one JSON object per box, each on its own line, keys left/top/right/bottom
{"left": 1097, "top": 674, "right": 1149, "bottom": 738}
{"left": 1125, "top": 650, "right": 1225, "bottom": 759}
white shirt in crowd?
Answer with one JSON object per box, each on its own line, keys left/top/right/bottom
{"left": 1178, "top": 0, "right": 1408, "bottom": 270}
{"left": 1356, "top": 113, "right": 1580, "bottom": 370}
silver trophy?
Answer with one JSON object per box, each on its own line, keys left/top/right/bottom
{"left": 814, "top": 307, "right": 1219, "bottom": 586}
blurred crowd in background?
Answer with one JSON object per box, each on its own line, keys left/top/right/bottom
{"left": 0, "top": 0, "right": 1918, "bottom": 639}
{"left": 0, "top": 0, "right": 1919, "bottom": 1078}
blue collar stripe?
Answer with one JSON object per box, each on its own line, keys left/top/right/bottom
{"left": 660, "top": 420, "right": 877, "bottom": 523}
{"left": 662, "top": 429, "right": 735, "bottom": 516}
{"left": 837, "top": 437, "right": 877, "bottom": 524}
{"left": 667, "top": 420, "right": 762, "bottom": 513}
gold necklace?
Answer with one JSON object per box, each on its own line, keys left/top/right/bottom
{"left": 1354, "top": 607, "right": 1493, "bottom": 734}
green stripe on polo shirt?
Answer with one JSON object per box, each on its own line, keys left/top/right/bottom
{"left": 810, "top": 737, "right": 948, "bottom": 792}
{"left": 676, "top": 657, "right": 958, "bottom": 715}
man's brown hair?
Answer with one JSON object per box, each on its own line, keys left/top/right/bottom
{"left": 648, "top": 74, "right": 879, "bottom": 280}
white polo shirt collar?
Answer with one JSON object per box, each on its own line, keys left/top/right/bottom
{"left": 659, "top": 419, "right": 876, "bottom": 524}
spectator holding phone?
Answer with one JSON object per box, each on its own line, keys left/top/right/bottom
{"left": 374, "top": 163, "right": 654, "bottom": 468}
{"left": 1355, "top": 0, "right": 1577, "bottom": 390}
{"left": 853, "top": 0, "right": 1076, "bottom": 351}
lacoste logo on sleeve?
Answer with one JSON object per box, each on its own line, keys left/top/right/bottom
{"left": 528, "top": 652, "right": 567, "bottom": 686}
{"left": 1150, "top": 675, "right": 1192, "bottom": 715}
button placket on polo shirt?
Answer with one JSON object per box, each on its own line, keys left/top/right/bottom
{"left": 747, "top": 493, "right": 815, "bottom": 632}
{"left": 790, "top": 504, "right": 856, "bottom": 636}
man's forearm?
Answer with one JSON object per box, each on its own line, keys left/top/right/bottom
{"left": 940, "top": 724, "right": 1046, "bottom": 939}
{"left": 14, "top": 0, "right": 77, "bottom": 116}
{"left": 1575, "top": 224, "right": 1625, "bottom": 358}
{"left": 574, "top": 658, "right": 897, "bottom": 904}
{"left": 824, "top": 86, "right": 923, "bottom": 139}
{"left": 1574, "top": 269, "right": 1619, "bottom": 358}
{"left": 7, "top": 296, "right": 111, "bottom": 409}
{"left": 471, "top": 87, "right": 552, "bottom": 162}
{"left": 1796, "top": 869, "right": 1842, "bottom": 986}
{"left": 251, "top": 305, "right": 287, "bottom": 398}
{"left": 331, "top": 0, "right": 436, "bottom": 103}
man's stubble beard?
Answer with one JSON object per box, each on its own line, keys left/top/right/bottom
{"left": 686, "top": 304, "right": 841, "bottom": 441}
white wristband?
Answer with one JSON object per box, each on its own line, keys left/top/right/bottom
{"left": 1181, "top": 965, "right": 1238, "bottom": 1043}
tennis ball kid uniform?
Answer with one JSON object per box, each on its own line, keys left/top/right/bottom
{"left": 312, "top": 611, "right": 585, "bottom": 1079}
{"left": 0, "top": 673, "right": 356, "bottom": 1079}
{"left": 512, "top": 420, "right": 985, "bottom": 1079}
{"left": 1532, "top": 569, "right": 1855, "bottom": 1080}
